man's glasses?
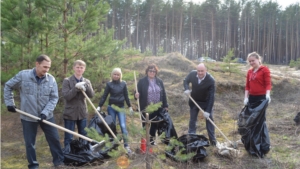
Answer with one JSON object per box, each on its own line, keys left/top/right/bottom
{"left": 148, "top": 70, "right": 156, "bottom": 73}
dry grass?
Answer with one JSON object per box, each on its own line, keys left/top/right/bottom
{"left": 1, "top": 53, "right": 300, "bottom": 169}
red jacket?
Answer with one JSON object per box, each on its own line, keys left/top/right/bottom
{"left": 245, "top": 66, "right": 271, "bottom": 95}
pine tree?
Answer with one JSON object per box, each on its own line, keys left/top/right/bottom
{"left": 221, "top": 48, "right": 239, "bottom": 76}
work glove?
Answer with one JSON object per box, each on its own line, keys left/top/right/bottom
{"left": 203, "top": 112, "right": 210, "bottom": 119}
{"left": 39, "top": 114, "right": 47, "bottom": 122}
{"left": 129, "top": 107, "right": 134, "bottom": 115}
{"left": 266, "top": 94, "right": 271, "bottom": 104}
{"left": 75, "top": 82, "right": 86, "bottom": 92}
{"left": 7, "top": 106, "right": 17, "bottom": 113}
{"left": 243, "top": 98, "right": 248, "bottom": 105}
{"left": 96, "top": 106, "right": 101, "bottom": 112}
{"left": 184, "top": 90, "right": 191, "bottom": 95}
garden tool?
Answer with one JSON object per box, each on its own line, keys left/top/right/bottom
{"left": 134, "top": 71, "right": 153, "bottom": 153}
{"left": 80, "top": 90, "right": 132, "bottom": 155}
{"left": 15, "top": 109, "right": 105, "bottom": 152}
{"left": 188, "top": 95, "right": 238, "bottom": 149}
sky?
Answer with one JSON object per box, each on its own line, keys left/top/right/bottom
{"left": 185, "top": 0, "right": 299, "bottom": 9}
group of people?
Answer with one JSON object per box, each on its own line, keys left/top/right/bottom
{"left": 3, "top": 51, "right": 271, "bottom": 168}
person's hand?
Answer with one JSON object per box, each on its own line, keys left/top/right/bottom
{"left": 243, "top": 98, "right": 248, "bottom": 105}
{"left": 39, "top": 114, "right": 47, "bottom": 122}
{"left": 184, "top": 90, "right": 191, "bottom": 95}
{"left": 266, "top": 94, "right": 271, "bottom": 104}
{"left": 75, "top": 82, "right": 86, "bottom": 92}
{"left": 96, "top": 107, "right": 101, "bottom": 112}
{"left": 135, "top": 92, "right": 139, "bottom": 99}
{"left": 203, "top": 112, "right": 210, "bottom": 119}
{"left": 129, "top": 107, "right": 134, "bottom": 115}
{"left": 7, "top": 106, "right": 16, "bottom": 113}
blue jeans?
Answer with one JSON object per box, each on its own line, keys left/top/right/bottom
{"left": 64, "top": 118, "right": 87, "bottom": 147}
{"left": 107, "top": 105, "right": 129, "bottom": 147}
{"left": 21, "top": 118, "right": 64, "bottom": 169}
{"left": 188, "top": 106, "right": 216, "bottom": 142}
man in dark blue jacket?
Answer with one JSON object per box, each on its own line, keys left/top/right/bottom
{"left": 183, "top": 63, "right": 217, "bottom": 146}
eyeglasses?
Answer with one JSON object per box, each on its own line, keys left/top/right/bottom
{"left": 148, "top": 70, "right": 156, "bottom": 73}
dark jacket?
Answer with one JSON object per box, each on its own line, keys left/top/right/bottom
{"left": 62, "top": 75, "right": 94, "bottom": 120}
{"left": 98, "top": 80, "right": 131, "bottom": 108}
{"left": 183, "top": 70, "right": 215, "bottom": 113}
{"left": 137, "top": 76, "right": 168, "bottom": 112}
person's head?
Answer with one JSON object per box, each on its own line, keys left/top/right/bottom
{"left": 196, "top": 63, "right": 207, "bottom": 79}
{"left": 145, "top": 64, "right": 159, "bottom": 79}
{"left": 73, "top": 60, "right": 86, "bottom": 77}
{"left": 35, "top": 54, "right": 51, "bottom": 77}
{"left": 247, "top": 52, "right": 262, "bottom": 69}
{"left": 111, "top": 68, "right": 122, "bottom": 81}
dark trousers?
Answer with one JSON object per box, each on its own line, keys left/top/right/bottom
{"left": 64, "top": 118, "right": 87, "bottom": 147}
{"left": 142, "top": 108, "right": 161, "bottom": 137}
{"left": 188, "top": 106, "right": 216, "bottom": 142}
{"left": 21, "top": 118, "right": 64, "bottom": 169}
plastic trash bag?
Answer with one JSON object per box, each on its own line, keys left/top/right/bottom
{"left": 165, "top": 134, "right": 209, "bottom": 162}
{"left": 88, "top": 112, "right": 117, "bottom": 138}
{"left": 88, "top": 113, "right": 119, "bottom": 158}
{"left": 156, "top": 109, "right": 178, "bottom": 144}
{"left": 63, "top": 112, "right": 119, "bottom": 166}
{"left": 238, "top": 99, "right": 270, "bottom": 158}
{"left": 63, "top": 139, "right": 103, "bottom": 166}
{"left": 294, "top": 112, "right": 300, "bottom": 125}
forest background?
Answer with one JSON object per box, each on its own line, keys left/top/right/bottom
{"left": 1, "top": 0, "right": 300, "bottom": 83}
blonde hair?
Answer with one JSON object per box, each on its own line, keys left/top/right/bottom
{"left": 111, "top": 68, "right": 122, "bottom": 81}
{"left": 73, "top": 60, "right": 86, "bottom": 67}
{"left": 247, "top": 52, "right": 262, "bottom": 65}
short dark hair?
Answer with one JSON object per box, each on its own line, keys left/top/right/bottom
{"left": 36, "top": 54, "right": 51, "bottom": 64}
{"left": 145, "top": 64, "right": 159, "bottom": 75}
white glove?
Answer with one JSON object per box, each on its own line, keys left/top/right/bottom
{"left": 266, "top": 94, "right": 271, "bottom": 104}
{"left": 129, "top": 107, "right": 134, "bottom": 115}
{"left": 96, "top": 106, "right": 101, "bottom": 112}
{"left": 184, "top": 90, "right": 191, "bottom": 95}
{"left": 203, "top": 112, "right": 210, "bottom": 119}
{"left": 75, "top": 82, "right": 86, "bottom": 91}
{"left": 243, "top": 98, "right": 248, "bottom": 105}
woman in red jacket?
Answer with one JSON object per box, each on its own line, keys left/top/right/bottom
{"left": 243, "top": 52, "right": 271, "bottom": 157}
{"left": 244, "top": 52, "right": 272, "bottom": 104}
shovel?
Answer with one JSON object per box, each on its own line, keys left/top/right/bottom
{"left": 15, "top": 109, "right": 105, "bottom": 152}
{"left": 188, "top": 95, "right": 238, "bottom": 149}
{"left": 80, "top": 90, "right": 129, "bottom": 154}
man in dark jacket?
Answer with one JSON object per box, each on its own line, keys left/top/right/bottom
{"left": 62, "top": 60, "right": 94, "bottom": 147}
{"left": 183, "top": 63, "right": 217, "bottom": 146}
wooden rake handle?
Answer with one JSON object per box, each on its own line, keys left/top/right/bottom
{"left": 134, "top": 71, "right": 143, "bottom": 128}
{"left": 81, "top": 90, "right": 128, "bottom": 153}
{"left": 16, "top": 109, "right": 104, "bottom": 145}
{"left": 81, "top": 90, "right": 119, "bottom": 140}
{"left": 188, "top": 95, "right": 232, "bottom": 143}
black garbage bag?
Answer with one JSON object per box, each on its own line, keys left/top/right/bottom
{"left": 88, "top": 113, "right": 119, "bottom": 158}
{"left": 238, "top": 99, "right": 270, "bottom": 158}
{"left": 88, "top": 112, "right": 117, "bottom": 137}
{"left": 294, "top": 112, "right": 300, "bottom": 125}
{"left": 165, "top": 134, "right": 209, "bottom": 162}
{"left": 63, "top": 138, "right": 104, "bottom": 166}
{"left": 156, "top": 109, "right": 178, "bottom": 144}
